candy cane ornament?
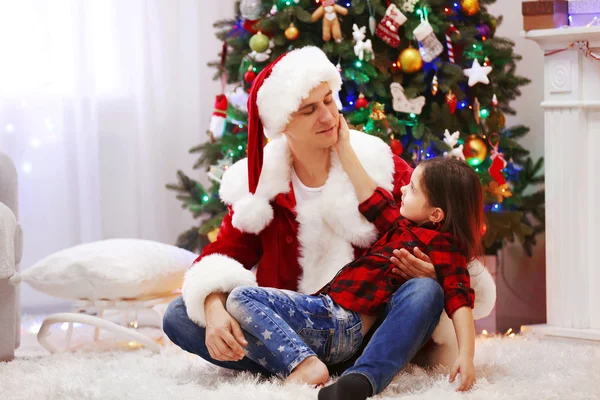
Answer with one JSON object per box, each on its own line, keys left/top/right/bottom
{"left": 446, "top": 24, "right": 460, "bottom": 64}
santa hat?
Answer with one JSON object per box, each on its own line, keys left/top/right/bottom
{"left": 248, "top": 46, "right": 342, "bottom": 193}
{"left": 231, "top": 46, "right": 342, "bottom": 234}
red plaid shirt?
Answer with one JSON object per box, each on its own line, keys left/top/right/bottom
{"left": 317, "top": 187, "right": 475, "bottom": 317}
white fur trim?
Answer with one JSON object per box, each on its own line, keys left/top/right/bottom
{"left": 181, "top": 254, "right": 257, "bottom": 327}
{"left": 468, "top": 259, "right": 497, "bottom": 319}
{"left": 257, "top": 46, "right": 342, "bottom": 139}
{"left": 232, "top": 194, "right": 274, "bottom": 234}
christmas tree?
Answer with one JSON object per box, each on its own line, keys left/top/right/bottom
{"left": 167, "top": 0, "right": 544, "bottom": 255}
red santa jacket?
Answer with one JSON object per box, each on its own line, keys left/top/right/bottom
{"left": 319, "top": 187, "right": 475, "bottom": 317}
{"left": 181, "top": 130, "right": 412, "bottom": 326}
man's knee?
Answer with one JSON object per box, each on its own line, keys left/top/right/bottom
{"left": 163, "top": 297, "right": 190, "bottom": 342}
{"left": 395, "top": 278, "right": 444, "bottom": 314}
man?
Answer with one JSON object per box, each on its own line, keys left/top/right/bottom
{"left": 163, "top": 46, "right": 495, "bottom": 399}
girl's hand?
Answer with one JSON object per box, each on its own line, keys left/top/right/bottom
{"left": 333, "top": 114, "right": 351, "bottom": 154}
{"left": 449, "top": 353, "right": 476, "bottom": 392}
{"left": 390, "top": 247, "right": 436, "bottom": 280}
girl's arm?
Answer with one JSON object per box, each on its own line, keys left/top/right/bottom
{"left": 449, "top": 306, "right": 476, "bottom": 391}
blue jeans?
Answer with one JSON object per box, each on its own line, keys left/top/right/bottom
{"left": 163, "top": 278, "right": 443, "bottom": 395}
{"left": 226, "top": 287, "right": 364, "bottom": 374}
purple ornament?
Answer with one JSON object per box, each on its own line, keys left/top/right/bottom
{"left": 477, "top": 23, "right": 491, "bottom": 39}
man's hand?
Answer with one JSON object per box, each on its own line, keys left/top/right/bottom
{"left": 449, "top": 353, "right": 476, "bottom": 392}
{"left": 390, "top": 247, "right": 436, "bottom": 280}
{"left": 204, "top": 293, "right": 248, "bottom": 362}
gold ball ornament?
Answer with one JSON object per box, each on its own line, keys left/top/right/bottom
{"left": 398, "top": 47, "right": 423, "bottom": 74}
{"left": 285, "top": 23, "right": 299, "bottom": 41}
{"left": 463, "top": 135, "right": 488, "bottom": 166}
{"left": 461, "top": 0, "right": 480, "bottom": 16}
{"left": 486, "top": 109, "right": 506, "bottom": 132}
{"left": 207, "top": 228, "right": 220, "bottom": 243}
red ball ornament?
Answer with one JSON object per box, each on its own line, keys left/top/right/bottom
{"left": 355, "top": 93, "right": 369, "bottom": 110}
{"left": 390, "top": 139, "right": 404, "bottom": 156}
{"left": 244, "top": 69, "right": 256, "bottom": 85}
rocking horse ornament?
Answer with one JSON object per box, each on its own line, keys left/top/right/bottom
{"left": 311, "top": 0, "right": 348, "bottom": 42}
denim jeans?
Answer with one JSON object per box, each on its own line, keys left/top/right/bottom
{"left": 163, "top": 278, "right": 443, "bottom": 395}
{"left": 226, "top": 287, "right": 363, "bottom": 375}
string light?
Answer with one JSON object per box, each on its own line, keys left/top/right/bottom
{"left": 5, "top": 123, "right": 14, "bottom": 132}
{"left": 480, "top": 108, "right": 489, "bottom": 118}
{"left": 409, "top": 113, "right": 416, "bottom": 118}
{"left": 30, "top": 137, "right": 42, "bottom": 149}
{"left": 238, "top": 145, "right": 243, "bottom": 150}
{"left": 22, "top": 163, "right": 32, "bottom": 173}
{"left": 355, "top": 61, "right": 362, "bottom": 68}
{"left": 203, "top": 195, "right": 209, "bottom": 202}
{"left": 494, "top": 204, "right": 500, "bottom": 210}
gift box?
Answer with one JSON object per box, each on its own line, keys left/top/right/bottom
{"left": 522, "top": 0, "right": 569, "bottom": 30}
{"left": 568, "top": 0, "right": 600, "bottom": 27}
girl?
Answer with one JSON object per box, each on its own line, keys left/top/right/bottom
{"left": 225, "top": 116, "right": 483, "bottom": 399}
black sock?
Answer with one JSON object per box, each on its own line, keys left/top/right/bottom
{"left": 318, "top": 374, "right": 373, "bottom": 400}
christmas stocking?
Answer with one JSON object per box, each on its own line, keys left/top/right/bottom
{"left": 375, "top": 4, "right": 407, "bottom": 48}
{"left": 413, "top": 20, "right": 444, "bottom": 62}
{"left": 489, "top": 149, "right": 508, "bottom": 185}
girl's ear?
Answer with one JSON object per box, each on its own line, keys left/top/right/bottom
{"left": 429, "top": 207, "right": 445, "bottom": 224}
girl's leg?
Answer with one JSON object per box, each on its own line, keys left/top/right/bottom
{"left": 226, "top": 287, "right": 362, "bottom": 382}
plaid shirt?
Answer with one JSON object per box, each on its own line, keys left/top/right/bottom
{"left": 317, "top": 187, "right": 475, "bottom": 317}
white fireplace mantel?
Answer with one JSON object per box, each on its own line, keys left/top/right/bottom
{"left": 521, "top": 27, "right": 600, "bottom": 342}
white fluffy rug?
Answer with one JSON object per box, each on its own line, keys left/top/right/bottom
{"left": 2, "top": 333, "right": 600, "bottom": 400}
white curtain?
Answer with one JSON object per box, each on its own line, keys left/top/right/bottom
{"left": 0, "top": 0, "right": 234, "bottom": 310}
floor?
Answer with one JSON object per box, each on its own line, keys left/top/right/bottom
{"left": 2, "top": 312, "right": 600, "bottom": 400}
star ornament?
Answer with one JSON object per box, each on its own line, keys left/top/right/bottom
{"left": 463, "top": 59, "right": 492, "bottom": 87}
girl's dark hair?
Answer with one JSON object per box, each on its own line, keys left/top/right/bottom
{"left": 419, "top": 157, "right": 484, "bottom": 261}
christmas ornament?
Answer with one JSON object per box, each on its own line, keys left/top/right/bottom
{"left": 413, "top": 19, "right": 444, "bottom": 63}
{"left": 390, "top": 82, "right": 426, "bottom": 114}
{"left": 485, "top": 181, "right": 512, "bottom": 203}
{"left": 209, "top": 94, "right": 228, "bottom": 140}
{"left": 366, "top": 0, "right": 377, "bottom": 36}
{"left": 431, "top": 74, "right": 439, "bottom": 96}
{"left": 240, "top": 0, "right": 263, "bottom": 20}
{"left": 375, "top": 4, "right": 407, "bottom": 48}
{"left": 353, "top": 24, "right": 374, "bottom": 61}
{"left": 270, "top": 4, "right": 278, "bottom": 15}
{"left": 285, "top": 22, "right": 299, "bottom": 40}
{"left": 446, "top": 24, "right": 460, "bottom": 64}
{"left": 463, "top": 59, "right": 492, "bottom": 87}
{"left": 244, "top": 67, "right": 257, "bottom": 85}
{"left": 446, "top": 90, "right": 458, "bottom": 114}
{"left": 311, "top": 0, "right": 349, "bottom": 43}
{"left": 442, "top": 130, "right": 465, "bottom": 160}
{"left": 370, "top": 102, "right": 387, "bottom": 121}
{"left": 492, "top": 94, "right": 499, "bottom": 106}
{"left": 242, "top": 19, "right": 259, "bottom": 34}
{"left": 390, "top": 138, "right": 404, "bottom": 156}
{"left": 207, "top": 228, "right": 220, "bottom": 243}
{"left": 398, "top": 47, "right": 423, "bottom": 73}
{"left": 477, "top": 23, "right": 492, "bottom": 40}
{"left": 336, "top": 62, "right": 342, "bottom": 73}
{"left": 208, "top": 157, "right": 233, "bottom": 183}
{"left": 365, "top": 102, "right": 388, "bottom": 133}
{"left": 463, "top": 135, "right": 488, "bottom": 166}
{"left": 402, "top": 0, "right": 419, "bottom": 13}
{"left": 486, "top": 109, "right": 506, "bottom": 131}
{"left": 489, "top": 146, "right": 508, "bottom": 185}
{"left": 249, "top": 32, "right": 270, "bottom": 53}
{"left": 473, "top": 97, "right": 481, "bottom": 124}
{"left": 355, "top": 93, "right": 369, "bottom": 109}
{"left": 460, "top": 0, "right": 480, "bottom": 16}
{"left": 227, "top": 87, "right": 249, "bottom": 112}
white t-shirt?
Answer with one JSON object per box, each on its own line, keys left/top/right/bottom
{"left": 291, "top": 167, "right": 324, "bottom": 204}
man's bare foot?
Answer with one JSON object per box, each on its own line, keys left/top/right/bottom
{"left": 286, "top": 356, "right": 329, "bottom": 386}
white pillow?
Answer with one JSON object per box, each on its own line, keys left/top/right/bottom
{"left": 19, "top": 239, "right": 198, "bottom": 300}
